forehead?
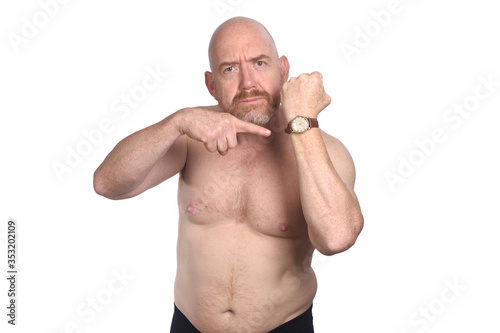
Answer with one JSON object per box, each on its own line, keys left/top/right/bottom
{"left": 211, "top": 24, "right": 277, "bottom": 66}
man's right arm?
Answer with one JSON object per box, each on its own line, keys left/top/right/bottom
{"left": 93, "top": 106, "right": 272, "bottom": 200}
{"left": 93, "top": 111, "right": 187, "bottom": 200}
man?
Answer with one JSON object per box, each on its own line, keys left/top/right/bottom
{"left": 94, "top": 16, "right": 363, "bottom": 333}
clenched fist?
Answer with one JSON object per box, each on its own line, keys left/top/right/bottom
{"left": 280, "top": 72, "right": 331, "bottom": 121}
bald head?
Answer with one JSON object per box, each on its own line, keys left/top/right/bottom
{"left": 208, "top": 17, "right": 279, "bottom": 72}
{"left": 204, "top": 17, "right": 289, "bottom": 125}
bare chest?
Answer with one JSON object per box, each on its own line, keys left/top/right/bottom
{"left": 177, "top": 138, "right": 307, "bottom": 238}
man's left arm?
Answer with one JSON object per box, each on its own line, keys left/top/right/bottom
{"left": 281, "top": 72, "right": 364, "bottom": 256}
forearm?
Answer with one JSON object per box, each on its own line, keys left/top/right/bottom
{"left": 291, "top": 130, "right": 363, "bottom": 255}
{"left": 93, "top": 111, "right": 184, "bottom": 198}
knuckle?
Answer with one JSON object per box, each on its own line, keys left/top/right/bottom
{"left": 313, "top": 71, "right": 322, "bottom": 78}
{"left": 207, "top": 131, "right": 217, "bottom": 141}
{"left": 325, "top": 95, "right": 332, "bottom": 106}
{"left": 311, "top": 72, "right": 322, "bottom": 83}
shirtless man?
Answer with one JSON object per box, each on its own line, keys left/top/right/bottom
{"left": 94, "top": 17, "right": 363, "bottom": 333}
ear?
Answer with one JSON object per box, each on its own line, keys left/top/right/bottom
{"left": 278, "top": 56, "right": 290, "bottom": 82}
{"left": 205, "top": 71, "right": 217, "bottom": 99}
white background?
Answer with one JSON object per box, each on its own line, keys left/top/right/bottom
{"left": 1, "top": 0, "right": 499, "bottom": 332}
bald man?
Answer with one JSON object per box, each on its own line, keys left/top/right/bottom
{"left": 94, "top": 17, "right": 363, "bottom": 333}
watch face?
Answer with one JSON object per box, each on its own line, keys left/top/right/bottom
{"left": 291, "top": 117, "right": 309, "bottom": 133}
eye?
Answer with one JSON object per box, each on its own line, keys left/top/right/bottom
{"left": 256, "top": 61, "right": 264, "bottom": 66}
{"left": 225, "top": 66, "right": 234, "bottom": 73}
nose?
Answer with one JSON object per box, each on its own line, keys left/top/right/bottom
{"left": 239, "top": 64, "right": 256, "bottom": 91}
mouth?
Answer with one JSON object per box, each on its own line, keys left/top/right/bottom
{"left": 238, "top": 97, "right": 265, "bottom": 104}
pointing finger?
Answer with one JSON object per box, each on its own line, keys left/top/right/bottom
{"left": 234, "top": 119, "right": 271, "bottom": 137}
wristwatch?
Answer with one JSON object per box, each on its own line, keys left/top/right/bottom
{"left": 284, "top": 116, "right": 319, "bottom": 134}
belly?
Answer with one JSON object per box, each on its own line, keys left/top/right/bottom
{"left": 174, "top": 219, "right": 317, "bottom": 333}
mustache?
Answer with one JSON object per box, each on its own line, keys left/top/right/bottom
{"left": 232, "top": 90, "right": 272, "bottom": 105}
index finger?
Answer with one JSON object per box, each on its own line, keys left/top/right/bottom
{"left": 234, "top": 119, "right": 272, "bottom": 137}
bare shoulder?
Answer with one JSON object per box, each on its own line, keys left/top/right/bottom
{"left": 320, "top": 130, "right": 357, "bottom": 190}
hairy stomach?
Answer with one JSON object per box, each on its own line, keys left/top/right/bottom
{"left": 174, "top": 218, "right": 317, "bottom": 333}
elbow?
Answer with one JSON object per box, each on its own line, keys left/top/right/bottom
{"left": 319, "top": 213, "right": 364, "bottom": 256}
{"left": 93, "top": 170, "right": 137, "bottom": 200}
{"left": 93, "top": 171, "right": 108, "bottom": 197}
{"left": 93, "top": 170, "right": 117, "bottom": 199}
{"left": 318, "top": 238, "right": 356, "bottom": 256}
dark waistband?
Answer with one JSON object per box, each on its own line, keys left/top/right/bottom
{"left": 171, "top": 303, "right": 314, "bottom": 333}
{"left": 171, "top": 304, "right": 200, "bottom": 333}
{"left": 269, "top": 304, "right": 314, "bottom": 333}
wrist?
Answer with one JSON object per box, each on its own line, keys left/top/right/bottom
{"left": 167, "top": 108, "right": 189, "bottom": 136}
{"left": 284, "top": 115, "right": 319, "bottom": 134}
{"left": 282, "top": 106, "right": 318, "bottom": 123}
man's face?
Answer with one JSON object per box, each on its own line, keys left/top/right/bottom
{"left": 207, "top": 27, "right": 288, "bottom": 126}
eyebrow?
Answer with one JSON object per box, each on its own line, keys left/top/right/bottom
{"left": 218, "top": 55, "right": 272, "bottom": 71}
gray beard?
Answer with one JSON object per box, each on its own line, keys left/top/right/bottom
{"left": 238, "top": 106, "right": 276, "bottom": 126}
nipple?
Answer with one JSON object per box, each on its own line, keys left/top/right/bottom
{"left": 278, "top": 223, "right": 288, "bottom": 232}
{"left": 186, "top": 205, "right": 195, "bottom": 214}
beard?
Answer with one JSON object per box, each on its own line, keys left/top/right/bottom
{"left": 222, "top": 89, "right": 281, "bottom": 126}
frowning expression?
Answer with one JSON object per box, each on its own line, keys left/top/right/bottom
{"left": 206, "top": 19, "right": 289, "bottom": 125}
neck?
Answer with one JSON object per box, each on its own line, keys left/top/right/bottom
{"left": 237, "top": 108, "right": 288, "bottom": 151}
{"left": 264, "top": 105, "right": 287, "bottom": 133}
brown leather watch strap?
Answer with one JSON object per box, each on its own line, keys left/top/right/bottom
{"left": 308, "top": 118, "right": 319, "bottom": 129}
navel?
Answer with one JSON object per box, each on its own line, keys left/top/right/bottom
{"left": 223, "top": 309, "right": 235, "bottom": 316}
{"left": 278, "top": 223, "right": 288, "bottom": 232}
